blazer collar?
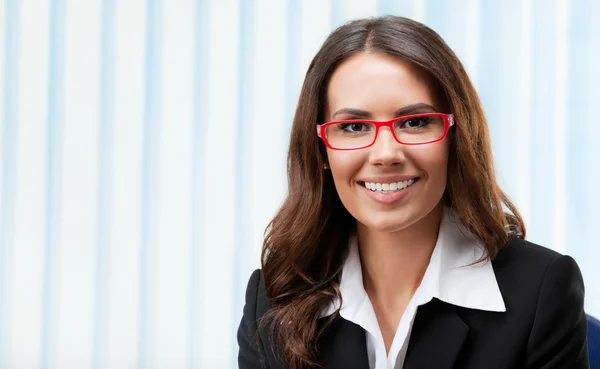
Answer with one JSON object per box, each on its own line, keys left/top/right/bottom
{"left": 316, "top": 316, "right": 370, "bottom": 369}
{"left": 402, "top": 299, "right": 470, "bottom": 369}
{"left": 314, "top": 300, "right": 469, "bottom": 369}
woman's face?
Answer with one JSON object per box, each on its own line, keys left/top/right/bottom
{"left": 324, "top": 52, "right": 450, "bottom": 233}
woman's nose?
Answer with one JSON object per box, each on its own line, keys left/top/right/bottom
{"left": 368, "top": 126, "right": 405, "bottom": 166}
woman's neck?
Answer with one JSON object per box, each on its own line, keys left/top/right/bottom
{"left": 357, "top": 205, "right": 443, "bottom": 306}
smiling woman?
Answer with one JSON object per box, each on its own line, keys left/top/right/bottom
{"left": 237, "top": 16, "right": 589, "bottom": 369}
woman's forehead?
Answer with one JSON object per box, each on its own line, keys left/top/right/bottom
{"left": 325, "top": 52, "right": 441, "bottom": 119}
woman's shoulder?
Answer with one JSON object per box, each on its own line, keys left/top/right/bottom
{"left": 242, "top": 269, "right": 271, "bottom": 320}
{"left": 491, "top": 237, "right": 585, "bottom": 311}
{"left": 494, "top": 237, "right": 561, "bottom": 265}
{"left": 492, "top": 236, "right": 578, "bottom": 275}
{"left": 487, "top": 237, "right": 588, "bottom": 367}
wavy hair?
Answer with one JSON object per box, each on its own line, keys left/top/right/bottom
{"left": 259, "top": 15, "right": 525, "bottom": 369}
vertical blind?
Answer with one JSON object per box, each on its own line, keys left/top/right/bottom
{"left": 0, "top": 0, "right": 599, "bottom": 368}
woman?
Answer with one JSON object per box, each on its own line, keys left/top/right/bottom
{"left": 237, "top": 16, "right": 588, "bottom": 369}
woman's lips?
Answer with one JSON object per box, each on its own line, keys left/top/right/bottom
{"left": 359, "top": 178, "right": 419, "bottom": 205}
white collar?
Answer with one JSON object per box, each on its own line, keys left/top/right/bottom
{"left": 321, "top": 207, "right": 506, "bottom": 319}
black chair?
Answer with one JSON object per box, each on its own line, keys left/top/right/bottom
{"left": 589, "top": 314, "right": 600, "bottom": 369}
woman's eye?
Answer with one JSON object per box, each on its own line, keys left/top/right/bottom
{"left": 340, "top": 122, "right": 369, "bottom": 132}
{"left": 402, "top": 117, "right": 430, "bottom": 128}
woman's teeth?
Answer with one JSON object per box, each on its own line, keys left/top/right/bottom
{"left": 364, "top": 179, "right": 416, "bottom": 192}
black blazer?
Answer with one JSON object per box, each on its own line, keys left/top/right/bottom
{"left": 238, "top": 237, "right": 589, "bottom": 368}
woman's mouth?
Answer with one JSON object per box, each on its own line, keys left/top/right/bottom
{"left": 359, "top": 178, "right": 420, "bottom": 193}
{"left": 357, "top": 178, "right": 421, "bottom": 205}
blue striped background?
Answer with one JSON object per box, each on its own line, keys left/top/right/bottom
{"left": 284, "top": 0, "right": 302, "bottom": 138}
{"left": 139, "top": 0, "right": 161, "bottom": 367}
{"left": 232, "top": 0, "right": 255, "bottom": 367}
{"left": 0, "top": 0, "right": 599, "bottom": 367}
{"left": 189, "top": 1, "right": 209, "bottom": 368}
{"left": 0, "top": 0, "right": 18, "bottom": 367}
{"left": 93, "top": 0, "right": 115, "bottom": 368}
{"left": 41, "top": 0, "right": 65, "bottom": 368}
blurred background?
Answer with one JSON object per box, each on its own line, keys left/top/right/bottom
{"left": 1, "top": 0, "right": 599, "bottom": 368}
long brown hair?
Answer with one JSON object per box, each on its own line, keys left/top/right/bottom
{"left": 259, "top": 15, "right": 525, "bottom": 369}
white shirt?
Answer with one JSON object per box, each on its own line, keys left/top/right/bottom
{"left": 320, "top": 208, "right": 506, "bottom": 369}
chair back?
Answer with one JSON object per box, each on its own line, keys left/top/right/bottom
{"left": 589, "top": 314, "right": 600, "bottom": 369}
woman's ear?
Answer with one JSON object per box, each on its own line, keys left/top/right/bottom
{"left": 322, "top": 156, "right": 330, "bottom": 170}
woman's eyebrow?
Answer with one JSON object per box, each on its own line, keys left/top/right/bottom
{"left": 331, "top": 108, "right": 371, "bottom": 119}
{"left": 394, "top": 103, "right": 438, "bottom": 116}
{"left": 331, "top": 103, "right": 439, "bottom": 120}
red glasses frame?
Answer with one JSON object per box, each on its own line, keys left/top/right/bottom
{"left": 316, "top": 113, "right": 455, "bottom": 150}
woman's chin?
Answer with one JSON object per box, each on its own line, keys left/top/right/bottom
{"left": 357, "top": 216, "right": 413, "bottom": 234}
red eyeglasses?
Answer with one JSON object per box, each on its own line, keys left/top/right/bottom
{"left": 316, "top": 113, "right": 454, "bottom": 150}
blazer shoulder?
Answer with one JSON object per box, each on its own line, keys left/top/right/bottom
{"left": 239, "top": 269, "right": 274, "bottom": 369}
{"left": 244, "top": 269, "right": 261, "bottom": 306}
{"left": 491, "top": 238, "right": 560, "bottom": 308}
{"left": 491, "top": 237, "right": 585, "bottom": 316}
{"left": 244, "top": 269, "right": 271, "bottom": 320}
{"left": 493, "top": 237, "right": 563, "bottom": 273}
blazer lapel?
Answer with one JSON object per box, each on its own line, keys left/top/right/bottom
{"left": 317, "top": 314, "right": 370, "bottom": 369}
{"left": 258, "top": 314, "right": 369, "bottom": 369}
{"left": 403, "top": 299, "right": 469, "bottom": 369}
